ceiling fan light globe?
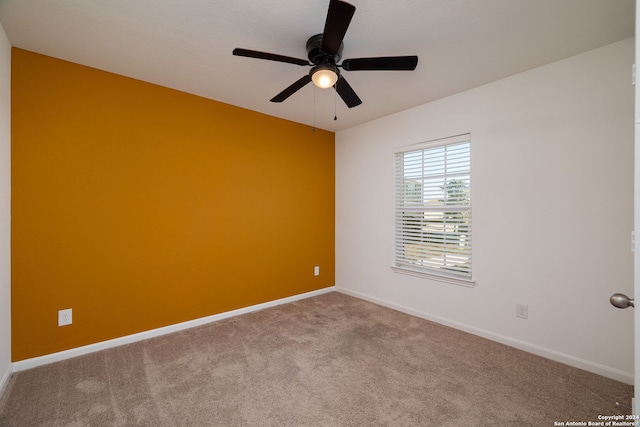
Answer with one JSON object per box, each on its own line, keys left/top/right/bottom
{"left": 312, "top": 68, "right": 338, "bottom": 89}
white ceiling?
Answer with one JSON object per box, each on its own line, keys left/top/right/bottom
{"left": 0, "top": 0, "right": 635, "bottom": 132}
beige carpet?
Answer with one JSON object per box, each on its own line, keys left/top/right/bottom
{"left": 0, "top": 292, "right": 633, "bottom": 426}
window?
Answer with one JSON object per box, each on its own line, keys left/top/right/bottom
{"left": 393, "top": 134, "right": 473, "bottom": 286}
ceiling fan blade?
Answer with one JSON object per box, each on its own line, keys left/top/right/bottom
{"left": 341, "top": 56, "right": 418, "bottom": 71}
{"left": 270, "top": 75, "right": 313, "bottom": 102}
{"left": 334, "top": 76, "right": 362, "bottom": 108}
{"left": 320, "top": 0, "right": 356, "bottom": 56}
{"left": 233, "top": 48, "right": 310, "bottom": 66}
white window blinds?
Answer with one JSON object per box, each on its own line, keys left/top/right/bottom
{"left": 394, "top": 134, "right": 472, "bottom": 281}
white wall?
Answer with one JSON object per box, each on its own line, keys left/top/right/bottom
{"left": 0, "top": 23, "right": 11, "bottom": 395}
{"left": 336, "top": 38, "right": 635, "bottom": 383}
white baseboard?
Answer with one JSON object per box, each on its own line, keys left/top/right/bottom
{"left": 13, "top": 286, "right": 335, "bottom": 372}
{"left": 0, "top": 362, "right": 12, "bottom": 399}
{"left": 336, "top": 287, "right": 634, "bottom": 385}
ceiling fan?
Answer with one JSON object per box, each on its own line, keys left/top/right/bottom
{"left": 232, "top": 0, "right": 418, "bottom": 108}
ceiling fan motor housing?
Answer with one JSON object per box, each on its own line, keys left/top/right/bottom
{"left": 306, "top": 34, "right": 343, "bottom": 65}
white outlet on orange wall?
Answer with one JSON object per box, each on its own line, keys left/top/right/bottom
{"left": 314, "top": 266, "right": 320, "bottom": 276}
{"left": 58, "top": 309, "right": 72, "bottom": 326}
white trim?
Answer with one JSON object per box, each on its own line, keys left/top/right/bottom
{"left": 336, "top": 287, "right": 634, "bottom": 385}
{"left": 0, "top": 363, "right": 12, "bottom": 399}
{"left": 391, "top": 265, "right": 475, "bottom": 287}
{"left": 13, "top": 286, "right": 335, "bottom": 372}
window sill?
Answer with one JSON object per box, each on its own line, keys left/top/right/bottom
{"left": 391, "top": 266, "right": 475, "bottom": 288}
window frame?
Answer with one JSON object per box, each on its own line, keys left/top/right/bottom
{"left": 392, "top": 134, "right": 474, "bottom": 287}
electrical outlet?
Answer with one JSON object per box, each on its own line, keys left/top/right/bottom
{"left": 516, "top": 304, "right": 528, "bottom": 320}
{"left": 314, "top": 266, "right": 320, "bottom": 276}
{"left": 58, "top": 308, "right": 72, "bottom": 326}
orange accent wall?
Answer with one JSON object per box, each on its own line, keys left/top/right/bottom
{"left": 11, "top": 48, "right": 335, "bottom": 361}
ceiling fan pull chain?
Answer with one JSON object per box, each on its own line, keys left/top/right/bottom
{"left": 334, "top": 87, "right": 337, "bottom": 121}
{"left": 313, "top": 85, "right": 317, "bottom": 132}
